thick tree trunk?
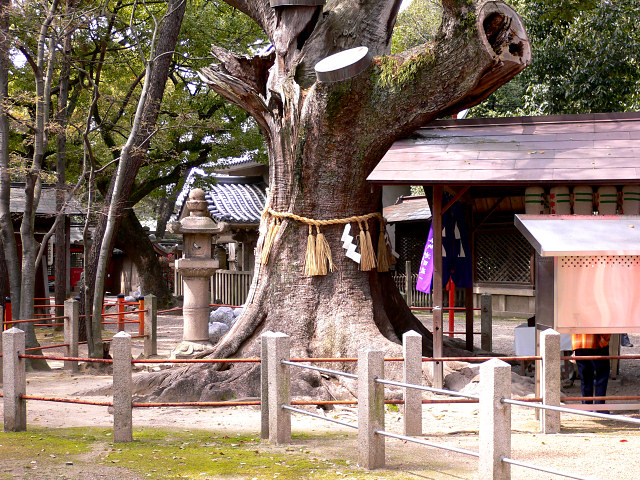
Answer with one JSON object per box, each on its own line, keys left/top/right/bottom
{"left": 115, "top": 210, "right": 171, "bottom": 305}
{"left": 138, "top": 0, "right": 530, "bottom": 401}
{"left": 155, "top": 192, "right": 180, "bottom": 239}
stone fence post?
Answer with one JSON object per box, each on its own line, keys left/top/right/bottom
{"left": 260, "top": 333, "right": 269, "bottom": 439}
{"left": 0, "top": 305, "right": 3, "bottom": 383}
{"left": 358, "top": 348, "right": 385, "bottom": 469}
{"left": 143, "top": 294, "right": 157, "bottom": 357}
{"left": 112, "top": 332, "right": 133, "bottom": 442}
{"left": 479, "top": 358, "right": 511, "bottom": 480}
{"left": 263, "top": 332, "right": 290, "bottom": 444}
{"left": 3, "top": 327, "right": 26, "bottom": 432}
{"left": 403, "top": 331, "right": 422, "bottom": 436}
{"left": 540, "top": 329, "right": 561, "bottom": 434}
{"left": 481, "top": 293, "right": 493, "bottom": 352}
{"left": 64, "top": 299, "right": 79, "bottom": 372}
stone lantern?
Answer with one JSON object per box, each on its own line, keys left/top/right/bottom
{"left": 168, "top": 189, "right": 227, "bottom": 357}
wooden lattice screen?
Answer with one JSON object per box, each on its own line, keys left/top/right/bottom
{"left": 475, "top": 228, "right": 532, "bottom": 284}
{"left": 397, "top": 235, "right": 428, "bottom": 274}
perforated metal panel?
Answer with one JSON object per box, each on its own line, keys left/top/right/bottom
{"left": 555, "top": 255, "right": 640, "bottom": 333}
{"left": 559, "top": 256, "right": 640, "bottom": 268}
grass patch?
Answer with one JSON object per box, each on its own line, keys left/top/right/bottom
{"left": 0, "top": 428, "right": 411, "bottom": 479}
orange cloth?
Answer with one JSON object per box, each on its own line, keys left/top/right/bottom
{"left": 571, "top": 334, "right": 611, "bottom": 350}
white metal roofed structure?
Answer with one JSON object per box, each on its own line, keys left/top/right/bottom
{"left": 366, "top": 112, "right": 640, "bottom": 388}
{"left": 515, "top": 214, "right": 640, "bottom": 334}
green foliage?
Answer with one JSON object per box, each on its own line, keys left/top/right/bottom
{"left": 6, "top": 0, "right": 267, "bottom": 224}
{"left": 470, "top": 0, "right": 640, "bottom": 117}
{"left": 391, "top": 0, "right": 442, "bottom": 54}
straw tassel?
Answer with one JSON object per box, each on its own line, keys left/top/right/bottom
{"left": 376, "top": 220, "right": 392, "bottom": 272}
{"left": 259, "top": 218, "right": 279, "bottom": 265}
{"left": 315, "top": 225, "right": 335, "bottom": 275}
{"left": 304, "top": 225, "right": 318, "bottom": 276}
{"left": 358, "top": 220, "right": 377, "bottom": 271}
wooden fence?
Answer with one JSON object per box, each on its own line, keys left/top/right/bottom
{"left": 392, "top": 272, "right": 465, "bottom": 308}
{"left": 210, "top": 270, "right": 252, "bottom": 306}
{"left": 174, "top": 270, "right": 252, "bottom": 306}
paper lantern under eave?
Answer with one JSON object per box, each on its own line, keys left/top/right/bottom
{"left": 270, "top": 0, "right": 324, "bottom": 6}
{"left": 622, "top": 185, "right": 640, "bottom": 215}
{"left": 572, "top": 185, "right": 593, "bottom": 215}
{"left": 524, "top": 186, "right": 545, "bottom": 214}
{"left": 597, "top": 185, "right": 618, "bottom": 215}
{"left": 549, "top": 186, "right": 570, "bottom": 215}
{"left": 314, "top": 47, "right": 373, "bottom": 83}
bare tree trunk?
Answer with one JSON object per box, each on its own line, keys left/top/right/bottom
{"left": 84, "top": 0, "right": 187, "bottom": 357}
{"left": 155, "top": 187, "right": 182, "bottom": 239}
{"left": 55, "top": 0, "right": 73, "bottom": 320}
{"left": 16, "top": 1, "right": 59, "bottom": 361}
{"left": 0, "top": 0, "right": 20, "bottom": 317}
{"left": 138, "top": 0, "right": 531, "bottom": 401}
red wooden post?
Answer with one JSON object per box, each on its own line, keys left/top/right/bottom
{"left": 138, "top": 297, "right": 145, "bottom": 336}
{"left": 4, "top": 297, "right": 12, "bottom": 330}
{"left": 117, "top": 294, "right": 125, "bottom": 332}
{"left": 447, "top": 279, "right": 455, "bottom": 338}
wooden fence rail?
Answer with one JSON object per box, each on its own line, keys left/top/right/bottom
{"left": 175, "top": 270, "right": 252, "bottom": 306}
{"left": 211, "top": 270, "right": 252, "bottom": 306}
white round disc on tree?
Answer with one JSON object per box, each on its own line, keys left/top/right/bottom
{"left": 314, "top": 47, "right": 373, "bottom": 83}
{"left": 270, "top": 0, "right": 324, "bottom": 6}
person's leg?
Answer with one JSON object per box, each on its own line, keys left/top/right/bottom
{"left": 575, "top": 349, "right": 594, "bottom": 404}
{"left": 593, "top": 346, "right": 610, "bottom": 404}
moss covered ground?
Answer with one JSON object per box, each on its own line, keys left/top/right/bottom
{"left": 0, "top": 428, "right": 418, "bottom": 479}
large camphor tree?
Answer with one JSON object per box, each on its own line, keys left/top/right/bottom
{"left": 143, "top": 0, "right": 531, "bottom": 401}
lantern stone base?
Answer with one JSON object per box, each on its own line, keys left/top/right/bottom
{"left": 170, "top": 341, "right": 214, "bottom": 359}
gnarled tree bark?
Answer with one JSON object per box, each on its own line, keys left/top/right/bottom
{"left": 141, "top": 0, "right": 530, "bottom": 401}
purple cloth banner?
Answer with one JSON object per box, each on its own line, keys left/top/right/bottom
{"left": 416, "top": 223, "right": 434, "bottom": 293}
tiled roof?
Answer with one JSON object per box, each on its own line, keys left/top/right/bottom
{"left": 214, "top": 157, "right": 267, "bottom": 176}
{"left": 368, "top": 112, "right": 640, "bottom": 186}
{"left": 10, "top": 184, "right": 85, "bottom": 216}
{"left": 205, "top": 181, "right": 267, "bottom": 224}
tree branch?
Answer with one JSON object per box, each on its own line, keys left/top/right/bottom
{"left": 223, "top": 0, "right": 275, "bottom": 40}
{"left": 199, "top": 46, "right": 275, "bottom": 133}
{"left": 314, "top": 0, "right": 530, "bottom": 146}
{"left": 129, "top": 145, "right": 211, "bottom": 205}
{"left": 293, "top": 0, "right": 405, "bottom": 87}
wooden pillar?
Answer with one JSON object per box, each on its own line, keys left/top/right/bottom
{"left": 65, "top": 217, "right": 71, "bottom": 294}
{"left": 465, "top": 286, "right": 474, "bottom": 351}
{"left": 432, "top": 185, "right": 444, "bottom": 388}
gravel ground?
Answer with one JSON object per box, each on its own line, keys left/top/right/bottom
{"left": 2, "top": 312, "right": 639, "bottom": 479}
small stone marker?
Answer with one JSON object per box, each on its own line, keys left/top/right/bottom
{"left": 315, "top": 47, "right": 372, "bottom": 83}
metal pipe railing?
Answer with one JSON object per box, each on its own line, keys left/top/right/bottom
{"left": 376, "top": 430, "right": 479, "bottom": 458}
{"left": 501, "top": 457, "right": 596, "bottom": 480}
{"left": 375, "top": 377, "right": 479, "bottom": 400}
{"left": 282, "top": 405, "right": 358, "bottom": 430}
{"left": 281, "top": 360, "right": 358, "bottom": 379}
{"left": 503, "top": 398, "right": 640, "bottom": 425}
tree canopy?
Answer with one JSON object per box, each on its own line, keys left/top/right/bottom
{"left": 393, "top": 0, "right": 640, "bottom": 117}
{"left": 469, "top": 0, "right": 640, "bottom": 116}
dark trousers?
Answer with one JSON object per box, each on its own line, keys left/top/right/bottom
{"left": 574, "top": 347, "right": 610, "bottom": 404}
